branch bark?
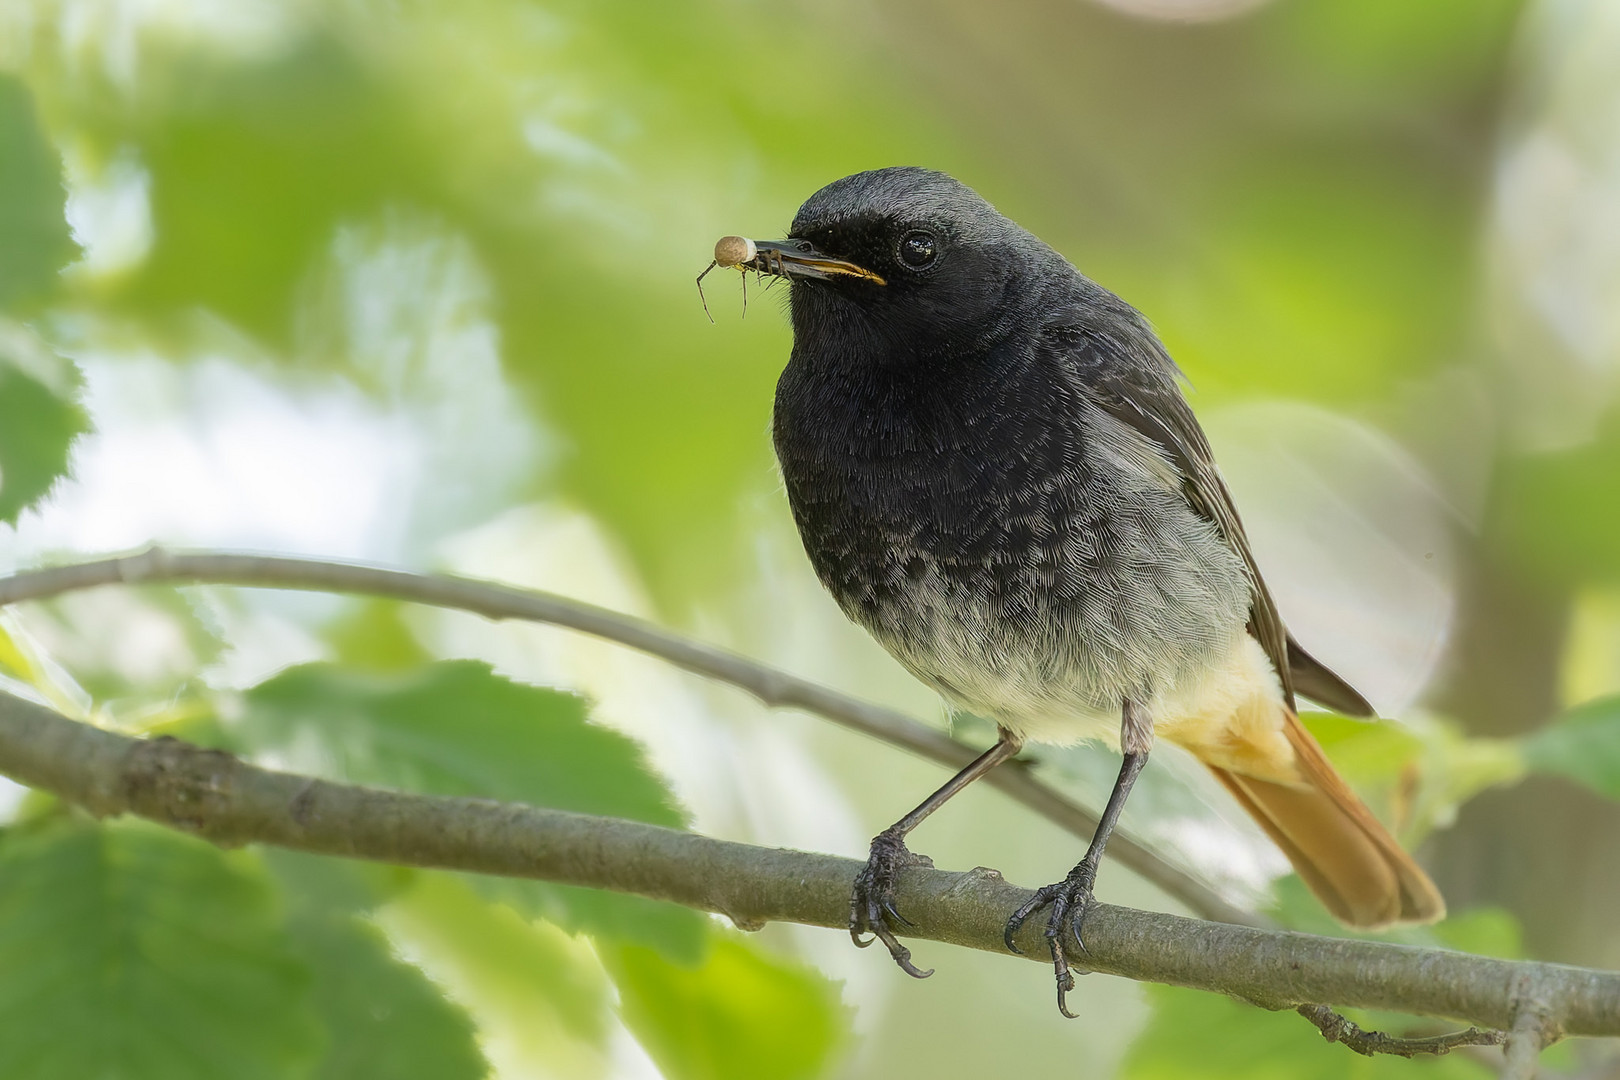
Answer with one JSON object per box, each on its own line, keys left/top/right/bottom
{"left": 0, "top": 547, "right": 1251, "bottom": 925}
{"left": 0, "top": 687, "right": 1614, "bottom": 1040}
{"left": 1294, "top": 1004, "right": 1506, "bottom": 1058}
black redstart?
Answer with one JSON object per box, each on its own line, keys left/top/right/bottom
{"left": 716, "top": 166, "right": 1443, "bottom": 1014}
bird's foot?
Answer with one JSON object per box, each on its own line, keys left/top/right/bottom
{"left": 850, "top": 828, "right": 935, "bottom": 978}
{"left": 1003, "top": 863, "right": 1097, "bottom": 1018}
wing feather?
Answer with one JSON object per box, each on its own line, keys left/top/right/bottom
{"left": 1045, "top": 300, "right": 1372, "bottom": 716}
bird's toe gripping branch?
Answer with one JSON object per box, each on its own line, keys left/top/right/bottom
{"left": 850, "top": 827, "right": 936, "bottom": 979}
{"left": 1004, "top": 864, "right": 1098, "bottom": 1018}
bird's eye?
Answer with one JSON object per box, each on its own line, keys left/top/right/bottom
{"left": 897, "top": 231, "right": 938, "bottom": 269}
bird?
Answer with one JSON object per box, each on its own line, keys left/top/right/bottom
{"left": 717, "top": 166, "right": 1444, "bottom": 1016}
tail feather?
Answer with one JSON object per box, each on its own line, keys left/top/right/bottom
{"left": 1204, "top": 710, "right": 1444, "bottom": 928}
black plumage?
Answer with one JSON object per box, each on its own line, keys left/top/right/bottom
{"left": 727, "top": 166, "right": 1433, "bottom": 1014}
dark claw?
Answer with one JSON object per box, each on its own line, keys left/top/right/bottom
{"left": 1071, "top": 904, "right": 1093, "bottom": 956}
{"left": 1053, "top": 947, "right": 1078, "bottom": 1019}
{"left": 849, "top": 887, "right": 873, "bottom": 948}
{"left": 881, "top": 898, "right": 914, "bottom": 928}
{"left": 1004, "top": 900, "right": 1036, "bottom": 955}
{"left": 1004, "top": 864, "right": 1097, "bottom": 1017}
{"left": 850, "top": 828, "right": 933, "bottom": 978}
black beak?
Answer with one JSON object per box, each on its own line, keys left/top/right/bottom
{"left": 712, "top": 235, "right": 885, "bottom": 285}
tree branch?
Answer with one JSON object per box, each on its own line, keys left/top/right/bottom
{"left": 1294, "top": 1004, "right": 1507, "bottom": 1058}
{"left": 0, "top": 547, "right": 1252, "bottom": 925}
{"left": 0, "top": 688, "right": 1614, "bottom": 1041}
{"left": 1502, "top": 1004, "right": 1554, "bottom": 1080}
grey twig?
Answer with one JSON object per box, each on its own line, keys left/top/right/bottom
{"left": 1502, "top": 993, "right": 1559, "bottom": 1080}
{"left": 1295, "top": 1004, "right": 1508, "bottom": 1058}
{"left": 0, "top": 547, "right": 1252, "bottom": 925}
{"left": 0, "top": 688, "right": 1616, "bottom": 1038}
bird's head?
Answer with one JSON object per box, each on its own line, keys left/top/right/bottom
{"left": 720, "top": 167, "right": 1057, "bottom": 363}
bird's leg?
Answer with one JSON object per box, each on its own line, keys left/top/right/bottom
{"left": 1005, "top": 699, "right": 1151, "bottom": 1018}
{"left": 852, "top": 731, "right": 1023, "bottom": 978}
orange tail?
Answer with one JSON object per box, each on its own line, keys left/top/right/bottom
{"left": 1204, "top": 710, "right": 1445, "bottom": 928}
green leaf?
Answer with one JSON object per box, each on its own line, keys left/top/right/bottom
{"left": 263, "top": 849, "right": 490, "bottom": 1078}
{"left": 0, "top": 818, "right": 321, "bottom": 1080}
{"left": 240, "top": 659, "right": 683, "bottom": 820}
{"left": 109, "top": 8, "right": 949, "bottom": 604}
{"left": 0, "top": 75, "right": 80, "bottom": 309}
{"left": 1124, "top": 984, "right": 1491, "bottom": 1080}
{"left": 0, "top": 346, "right": 88, "bottom": 525}
{"left": 389, "top": 873, "right": 609, "bottom": 1050}
{"left": 261, "top": 846, "right": 416, "bottom": 919}
{"left": 0, "top": 606, "right": 94, "bottom": 719}
{"left": 605, "top": 935, "right": 851, "bottom": 1080}
{"left": 287, "top": 908, "right": 487, "bottom": 1080}
{"left": 325, "top": 599, "right": 434, "bottom": 672}
{"left": 477, "top": 874, "right": 708, "bottom": 966}
{"left": 237, "top": 659, "right": 704, "bottom": 958}
{"left": 130, "top": 40, "right": 423, "bottom": 342}
{"left": 1523, "top": 695, "right": 1620, "bottom": 800}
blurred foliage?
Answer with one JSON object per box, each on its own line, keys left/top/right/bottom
{"left": 1498, "top": 419, "right": 1620, "bottom": 584}
{"left": 288, "top": 908, "right": 487, "bottom": 1080}
{"left": 1135, "top": 840, "right": 1524, "bottom": 1080}
{"left": 1523, "top": 695, "right": 1620, "bottom": 801}
{"left": 236, "top": 659, "right": 707, "bottom": 958}
{"left": 605, "top": 936, "right": 852, "bottom": 1080}
{"left": 17, "top": 584, "right": 222, "bottom": 706}
{"left": 1299, "top": 713, "right": 1525, "bottom": 843}
{"left": 1429, "top": 905, "right": 1524, "bottom": 960}
{"left": 0, "top": 818, "right": 321, "bottom": 1080}
{"left": 1123, "top": 984, "right": 1490, "bottom": 1080}
{"left": 0, "top": 351, "right": 88, "bottom": 525}
{"left": 387, "top": 872, "right": 614, "bottom": 1061}
{"left": 22, "top": 1, "right": 950, "bottom": 593}
{"left": 326, "top": 597, "right": 434, "bottom": 671}
{"left": 4, "top": 0, "right": 1620, "bottom": 1076}
{"left": 0, "top": 75, "right": 79, "bottom": 309}
{"left": 238, "top": 661, "right": 683, "bottom": 825}
{"left": 0, "top": 76, "right": 87, "bottom": 521}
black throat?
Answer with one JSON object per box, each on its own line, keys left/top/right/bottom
{"left": 769, "top": 270, "right": 1090, "bottom": 617}
{"left": 774, "top": 270, "right": 1053, "bottom": 460}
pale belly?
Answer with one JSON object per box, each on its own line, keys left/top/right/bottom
{"left": 857, "top": 562, "right": 1275, "bottom": 746}
{"left": 780, "top": 375, "right": 1262, "bottom": 753}
{"left": 870, "top": 584, "right": 1298, "bottom": 785}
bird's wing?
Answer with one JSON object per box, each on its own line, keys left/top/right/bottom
{"left": 1286, "top": 636, "right": 1375, "bottom": 717}
{"left": 1047, "top": 307, "right": 1374, "bottom": 717}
